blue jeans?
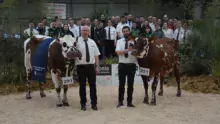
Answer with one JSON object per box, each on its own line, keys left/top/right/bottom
{"left": 98, "top": 46, "right": 105, "bottom": 60}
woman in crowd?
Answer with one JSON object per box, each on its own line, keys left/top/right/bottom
{"left": 144, "top": 25, "right": 153, "bottom": 39}
{"left": 60, "top": 24, "right": 74, "bottom": 37}
{"left": 162, "top": 22, "right": 173, "bottom": 38}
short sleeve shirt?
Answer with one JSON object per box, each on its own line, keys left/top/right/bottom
{"left": 75, "top": 37, "right": 100, "bottom": 65}
{"left": 115, "top": 38, "right": 137, "bottom": 64}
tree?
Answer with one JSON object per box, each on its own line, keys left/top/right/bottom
{"left": 0, "top": 0, "right": 49, "bottom": 33}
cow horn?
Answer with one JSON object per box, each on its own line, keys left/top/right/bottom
{"left": 55, "top": 36, "right": 60, "bottom": 42}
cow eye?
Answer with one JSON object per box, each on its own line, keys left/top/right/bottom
{"left": 63, "top": 42, "right": 67, "bottom": 47}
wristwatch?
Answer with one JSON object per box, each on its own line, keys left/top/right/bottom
{"left": 95, "top": 64, "right": 99, "bottom": 68}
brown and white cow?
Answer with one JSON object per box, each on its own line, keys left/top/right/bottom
{"left": 24, "top": 35, "right": 81, "bottom": 107}
{"left": 131, "top": 35, "right": 181, "bottom": 106}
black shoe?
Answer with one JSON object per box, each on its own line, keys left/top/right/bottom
{"left": 91, "top": 105, "right": 98, "bottom": 110}
{"left": 116, "top": 102, "right": 124, "bottom": 108}
{"left": 127, "top": 103, "right": 136, "bottom": 107}
{"left": 81, "top": 105, "right": 86, "bottom": 111}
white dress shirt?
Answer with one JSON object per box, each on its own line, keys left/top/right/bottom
{"left": 149, "top": 22, "right": 156, "bottom": 32}
{"left": 69, "top": 24, "right": 78, "bottom": 37}
{"left": 75, "top": 37, "right": 100, "bottom": 65}
{"left": 105, "top": 26, "right": 117, "bottom": 42}
{"left": 116, "top": 22, "right": 130, "bottom": 38}
{"left": 173, "top": 27, "right": 185, "bottom": 42}
{"left": 115, "top": 38, "right": 137, "bottom": 64}
{"left": 162, "top": 28, "right": 173, "bottom": 38}
{"left": 74, "top": 25, "right": 82, "bottom": 37}
{"left": 24, "top": 28, "right": 39, "bottom": 37}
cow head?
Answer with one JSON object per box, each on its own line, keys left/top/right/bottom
{"left": 131, "top": 34, "right": 154, "bottom": 58}
{"left": 56, "top": 35, "right": 82, "bottom": 59}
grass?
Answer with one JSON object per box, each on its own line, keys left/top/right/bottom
{"left": 167, "top": 75, "right": 220, "bottom": 94}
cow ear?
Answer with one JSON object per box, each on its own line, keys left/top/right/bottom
{"left": 149, "top": 36, "right": 156, "bottom": 43}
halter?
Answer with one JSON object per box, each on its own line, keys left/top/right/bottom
{"left": 136, "top": 37, "right": 150, "bottom": 59}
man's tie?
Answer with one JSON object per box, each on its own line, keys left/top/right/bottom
{"left": 124, "top": 39, "right": 128, "bottom": 58}
{"left": 30, "top": 29, "right": 33, "bottom": 37}
{"left": 79, "top": 26, "right": 81, "bottom": 36}
{"left": 176, "top": 29, "right": 180, "bottom": 40}
{"left": 84, "top": 39, "right": 90, "bottom": 62}
{"left": 108, "top": 27, "right": 111, "bottom": 40}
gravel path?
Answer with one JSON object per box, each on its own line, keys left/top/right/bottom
{"left": 0, "top": 84, "right": 220, "bottom": 124}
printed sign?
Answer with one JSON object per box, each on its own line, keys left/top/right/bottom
{"left": 96, "top": 76, "right": 112, "bottom": 85}
{"left": 45, "top": 3, "right": 66, "bottom": 19}
{"left": 97, "top": 64, "right": 111, "bottom": 75}
{"left": 62, "top": 76, "right": 74, "bottom": 85}
{"left": 139, "top": 67, "right": 150, "bottom": 76}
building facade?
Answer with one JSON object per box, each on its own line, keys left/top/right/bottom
{"left": 50, "top": 0, "right": 185, "bottom": 19}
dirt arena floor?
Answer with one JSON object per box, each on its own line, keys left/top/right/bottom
{"left": 0, "top": 84, "right": 220, "bottom": 124}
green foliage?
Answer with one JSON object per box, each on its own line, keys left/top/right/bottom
{"left": 90, "top": 8, "right": 109, "bottom": 22}
{"left": 0, "top": 0, "right": 49, "bottom": 33}
{"left": 100, "top": 57, "right": 118, "bottom": 65}
{"left": 0, "top": 37, "right": 26, "bottom": 84}
{"left": 179, "top": 0, "right": 220, "bottom": 76}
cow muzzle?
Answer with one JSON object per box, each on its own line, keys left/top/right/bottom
{"left": 131, "top": 49, "right": 138, "bottom": 57}
{"left": 66, "top": 47, "right": 82, "bottom": 59}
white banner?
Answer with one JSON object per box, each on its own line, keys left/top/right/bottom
{"left": 45, "top": 3, "right": 66, "bottom": 19}
{"left": 96, "top": 64, "right": 160, "bottom": 85}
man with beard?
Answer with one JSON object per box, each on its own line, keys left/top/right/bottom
{"left": 126, "top": 14, "right": 133, "bottom": 28}
{"left": 37, "top": 23, "right": 46, "bottom": 35}
{"left": 45, "top": 21, "right": 58, "bottom": 38}
{"left": 116, "top": 16, "right": 130, "bottom": 39}
{"left": 115, "top": 26, "right": 137, "bottom": 108}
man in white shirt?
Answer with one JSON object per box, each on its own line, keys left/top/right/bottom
{"left": 173, "top": 20, "right": 185, "bottom": 43}
{"left": 116, "top": 16, "right": 130, "bottom": 39}
{"left": 75, "top": 26, "right": 100, "bottom": 111}
{"left": 75, "top": 19, "right": 82, "bottom": 37}
{"left": 24, "top": 21, "right": 39, "bottom": 38}
{"left": 115, "top": 26, "right": 137, "bottom": 108}
{"left": 68, "top": 19, "right": 77, "bottom": 37}
{"left": 105, "top": 19, "right": 117, "bottom": 58}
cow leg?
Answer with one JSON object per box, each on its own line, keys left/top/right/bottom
{"left": 26, "top": 80, "right": 32, "bottom": 99}
{"left": 174, "top": 64, "right": 181, "bottom": 97}
{"left": 62, "top": 85, "right": 69, "bottom": 106}
{"left": 51, "top": 70, "right": 62, "bottom": 107}
{"left": 26, "top": 69, "right": 32, "bottom": 99}
{"left": 142, "top": 76, "right": 149, "bottom": 104}
{"left": 158, "top": 71, "right": 165, "bottom": 96}
{"left": 39, "top": 82, "right": 46, "bottom": 98}
{"left": 150, "top": 73, "right": 159, "bottom": 106}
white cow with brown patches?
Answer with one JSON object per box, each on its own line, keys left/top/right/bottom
{"left": 24, "top": 35, "right": 82, "bottom": 107}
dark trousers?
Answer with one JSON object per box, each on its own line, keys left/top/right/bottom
{"left": 118, "top": 63, "right": 136, "bottom": 104}
{"left": 77, "top": 64, "right": 97, "bottom": 106}
{"left": 105, "top": 40, "right": 115, "bottom": 58}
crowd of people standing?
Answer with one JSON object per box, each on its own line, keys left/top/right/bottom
{"left": 23, "top": 13, "right": 192, "bottom": 60}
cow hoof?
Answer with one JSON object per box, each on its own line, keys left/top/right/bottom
{"left": 158, "top": 91, "right": 163, "bottom": 96}
{"left": 149, "top": 101, "right": 156, "bottom": 106}
{"left": 26, "top": 94, "right": 32, "bottom": 99}
{"left": 176, "top": 93, "right": 181, "bottom": 97}
{"left": 143, "top": 98, "right": 149, "bottom": 104}
{"left": 176, "top": 90, "right": 181, "bottom": 97}
{"left": 40, "top": 93, "right": 46, "bottom": 98}
{"left": 26, "top": 96, "right": 32, "bottom": 99}
{"left": 56, "top": 104, "right": 63, "bottom": 107}
{"left": 63, "top": 102, "right": 69, "bottom": 106}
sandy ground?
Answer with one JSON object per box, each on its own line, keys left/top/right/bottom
{"left": 0, "top": 84, "right": 220, "bottom": 124}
